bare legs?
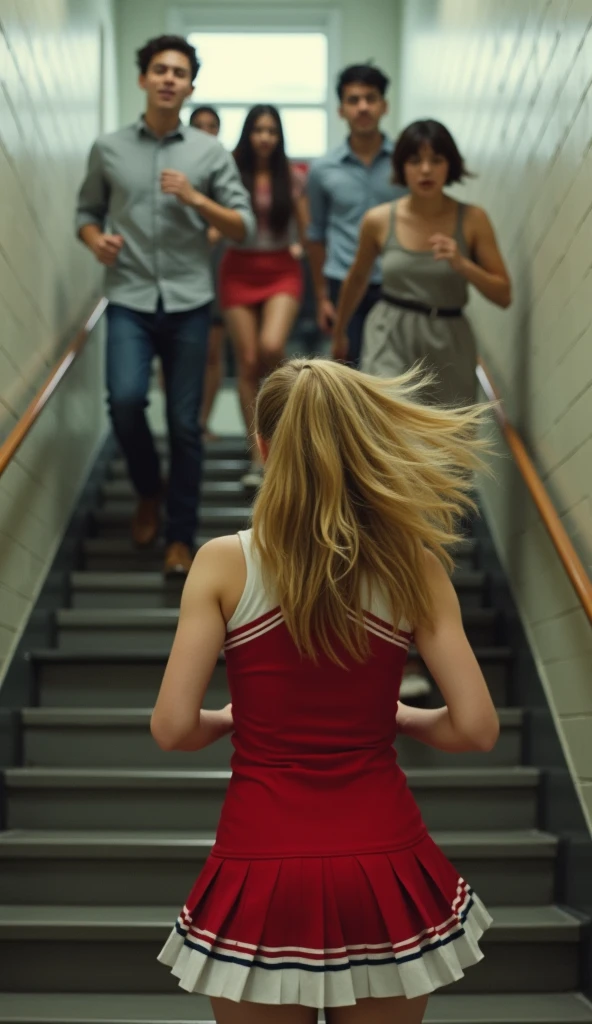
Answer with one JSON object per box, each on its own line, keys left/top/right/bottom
{"left": 224, "top": 293, "right": 300, "bottom": 470}
{"left": 210, "top": 994, "right": 428, "bottom": 1024}
{"left": 326, "top": 995, "right": 428, "bottom": 1024}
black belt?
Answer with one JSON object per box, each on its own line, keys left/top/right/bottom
{"left": 380, "top": 293, "right": 463, "bottom": 319}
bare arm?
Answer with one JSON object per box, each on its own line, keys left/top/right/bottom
{"left": 150, "top": 539, "right": 234, "bottom": 752}
{"left": 431, "top": 207, "right": 512, "bottom": 308}
{"left": 331, "top": 210, "right": 383, "bottom": 356}
{"left": 294, "top": 192, "right": 309, "bottom": 248}
{"left": 397, "top": 552, "right": 499, "bottom": 753}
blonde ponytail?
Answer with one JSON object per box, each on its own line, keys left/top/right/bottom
{"left": 251, "top": 358, "right": 492, "bottom": 665}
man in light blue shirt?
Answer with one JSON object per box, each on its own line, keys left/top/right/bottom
{"left": 76, "top": 35, "right": 255, "bottom": 576}
{"left": 306, "top": 64, "right": 406, "bottom": 366}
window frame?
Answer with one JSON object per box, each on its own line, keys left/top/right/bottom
{"left": 168, "top": 5, "right": 343, "bottom": 157}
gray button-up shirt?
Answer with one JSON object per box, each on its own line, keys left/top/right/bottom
{"left": 76, "top": 117, "right": 256, "bottom": 312}
{"left": 306, "top": 136, "right": 406, "bottom": 283}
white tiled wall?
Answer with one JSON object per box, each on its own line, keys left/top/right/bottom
{"left": 399, "top": 0, "right": 592, "bottom": 826}
{"left": 0, "top": 0, "right": 117, "bottom": 684}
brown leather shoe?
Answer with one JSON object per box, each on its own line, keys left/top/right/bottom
{"left": 131, "top": 496, "right": 161, "bottom": 547}
{"left": 164, "top": 542, "right": 193, "bottom": 578}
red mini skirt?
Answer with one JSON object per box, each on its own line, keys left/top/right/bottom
{"left": 219, "top": 248, "right": 304, "bottom": 309}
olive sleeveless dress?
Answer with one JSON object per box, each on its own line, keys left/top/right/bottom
{"left": 361, "top": 201, "right": 478, "bottom": 405}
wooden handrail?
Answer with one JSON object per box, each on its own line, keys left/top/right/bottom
{"left": 0, "top": 297, "right": 108, "bottom": 479}
{"left": 477, "top": 357, "right": 592, "bottom": 624}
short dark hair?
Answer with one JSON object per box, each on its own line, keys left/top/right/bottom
{"left": 136, "top": 35, "right": 200, "bottom": 83}
{"left": 190, "top": 105, "right": 221, "bottom": 129}
{"left": 336, "top": 63, "right": 390, "bottom": 100}
{"left": 392, "top": 119, "right": 472, "bottom": 186}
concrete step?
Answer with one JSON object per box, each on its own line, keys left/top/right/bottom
{"left": 81, "top": 536, "right": 228, "bottom": 571}
{"left": 0, "top": 828, "right": 557, "bottom": 907}
{"left": 109, "top": 457, "right": 250, "bottom": 483}
{"left": 145, "top": 436, "right": 248, "bottom": 459}
{"left": 3, "top": 766, "right": 540, "bottom": 832}
{"left": 91, "top": 506, "right": 251, "bottom": 537}
{"left": 80, "top": 535, "right": 481, "bottom": 573}
{"left": 101, "top": 479, "right": 248, "bottom": 507}
{"left": 67, "top": 569, "right": 488, "bottom": 611}
{"left": 20, "top": 707, "right": 523, "bottom": 770}
{"left": 0, "top": 904, "right": 583, "bottom": 994}
{"left": 54, "top": 607, "right": 500, "bottom": 653}
{"left": 30, "top": 646, "right": 513, "bottom": 708}
{"left": 2, "top": 992, "right": 592, "bottom": 1024}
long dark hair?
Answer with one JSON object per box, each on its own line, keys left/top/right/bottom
{"left": 233, "top": 105, "right": 293, "bottom": 237}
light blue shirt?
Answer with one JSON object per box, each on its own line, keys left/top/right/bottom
{"left": 306, "top": 136, "right": 406, "bottom": 283}
{"left": 76, "top": 116, "right": 256, "bottom": 313}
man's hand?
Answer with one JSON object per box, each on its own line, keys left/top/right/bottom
{"left": 91, "top": 233, "right": 124, "bottom": 266}
{"left": 317, "top": 297, "right": 337, "bottom": 334}
{"left": 161, "top": 169, "right": 199, "bottom": 206}
{"left": 331, "top": 332, "right": 349, "bottom": 362}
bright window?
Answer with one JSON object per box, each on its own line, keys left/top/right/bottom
{"left": 184, "top": 30, "right": 329, "bottom": 158}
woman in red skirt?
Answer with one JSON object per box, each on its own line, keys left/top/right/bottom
{"left": 152, "top": 359, "right": 499, "bottom": 1024}
{"left": 219, "top": 104, "right": 308, "bottom": 489}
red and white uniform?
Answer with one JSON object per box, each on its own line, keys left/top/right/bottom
{"left": 158, "top": 529, "right": 491, "bottom": 1007}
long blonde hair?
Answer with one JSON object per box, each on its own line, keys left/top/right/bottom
{"left": 252, "top": 358, "right": 492, "bottom": 665}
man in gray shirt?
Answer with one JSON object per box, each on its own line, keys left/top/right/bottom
{"left": 306, "top": 64, "right": 406, "bottom": 367}
{"left": 76, "top": 34, "right": 255, "bottom": 576}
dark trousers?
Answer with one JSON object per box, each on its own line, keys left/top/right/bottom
{"left": 106, "top": 299, "right": 211, "bottom": 547}
{"left": 327, "top": 277, "right": 382, "bottom": 368}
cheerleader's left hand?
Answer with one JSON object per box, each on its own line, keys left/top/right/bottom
{"left": 429, "top": 233, "right": 465, "bottom": 274}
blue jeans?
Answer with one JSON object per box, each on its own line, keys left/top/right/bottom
{"left": 106, "top": 299, "right": 211, "bottom": 547}
{"left": 327, "top": 278, "right": 382, "bottom": 368}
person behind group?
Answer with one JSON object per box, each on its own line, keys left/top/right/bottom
{"left": 306, "top": 63, "right": 406, "bottom": 367}
{"left": 76, "top": 36, "right": 255, "bottom": 577}
{"left": 189, "top": 104, "right": 226, "bottom": 439}
{"left": 332, "top": 119, "right": 512, "bottom": 400}
{"left": 151, "top": 358, "right": 499, "bottom": 1022}
{"left": 219, "top": 104, "right": 308, "bottom": 490}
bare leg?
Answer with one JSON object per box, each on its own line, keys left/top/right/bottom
{"left": 211, "top": 998, "right": 318, "bottom": 1024}
{"left": 200, "top": 323, "right": 225, "bottom": 435}
{"left": 259, "top": 293, "right": 301, "bottom": 373}
{"left": 326, "top": 994, "right": 428, "bottom": 1024}
{"left": 224, "top": 305, "right": 262, "bottom": 461}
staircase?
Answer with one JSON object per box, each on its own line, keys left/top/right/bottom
{"left": 1, "top": 434, "right": 591, "bottom": 1024}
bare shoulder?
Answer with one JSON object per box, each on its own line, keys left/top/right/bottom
{"left": 187, "top": 535, "right": 247, "bottom": 621}
{"left": 363, "top": 202, "right": 392, "bottom": 229}
{"left": 423, "top": 548, "right": 448, "bottom": 580}
{"left": 192, "top": 535, "right": 244, "bottom": 578}
{"left": 463, "top": 204, "right": 493, "bottom": 232}
{"left": 422, "top": 549, "right": 454, "bottom": 599}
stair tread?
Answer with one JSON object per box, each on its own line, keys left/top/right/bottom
{"left": 1, "top": 992, "right": 591, "bottom": 1023}
{"left": 0, "top": 903, "right": 583, "bottom": 937}
{"left": 68, "top": 569, "right": 488, "bottom": 591}
{"left": 21, "top": 707, "right": 523, "bottom": 727}
{"left": 56, "top": 606, "right": 498, "bottom": 627}
{"left": 81, "top": 534, "right": 479, "bottom": 554}
{"left": 93, "top": 507, "right": 252, "bottom": 524}
{"left": 0, "top": 828, "right": 557, "bottom": 858}
{"left": 29, "top": 645, "right": 512, "bottom": 662}
{"left": 5, "top": 766, "right": 540, "bottom": 788}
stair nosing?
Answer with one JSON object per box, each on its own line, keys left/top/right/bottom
{"left": 0, "top": 827, "right": 558, "bottom": 860}
{"left": 5, "top": 765, "right": 540, "bottom": 789}
{"left": 0, "top": 904, "right": 582, "bottom": 942}
{"left": 0, "top": 992, "right": 590, "bottom": 1024}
